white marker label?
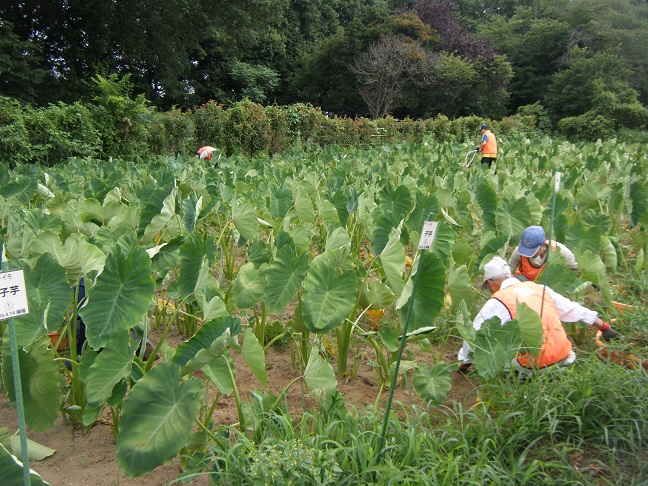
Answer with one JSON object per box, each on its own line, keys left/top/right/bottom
{"left": 554, "top": 172, "right": 562, "bottom": 193}
{"left": 0, "top": 270, "right": 30, "bottom": 319}
{"left": 418, "top": 221, "right": 439, "bottom": 250}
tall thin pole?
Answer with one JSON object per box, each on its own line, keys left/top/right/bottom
{"left": 1, "top": 252, "right": 31, "bottom": 485}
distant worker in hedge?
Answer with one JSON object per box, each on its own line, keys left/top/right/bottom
{"left": 458, "top": 257, "right": 620, "bottom": 372}
{"left": 197, "top": 146, "right": 219, "bottom": 167}
{"left": 508, "top": 226, "right": 578, "bottom": 282}
{"left": 477, "top": 123, "right": 497, "bottom": 168}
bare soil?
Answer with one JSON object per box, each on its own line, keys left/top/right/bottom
{"left": 0, "top": 325, "right": 478, "bottom": 486}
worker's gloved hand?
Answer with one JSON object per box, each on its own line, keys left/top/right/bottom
{"left": 458, "top": 362, "right": 472, "bottom": 374}
{"left": 475, "top": 147, "right": 481, "bottom": 151}
{"left": 600, "top": 321, "right": 620, "bottom": 341}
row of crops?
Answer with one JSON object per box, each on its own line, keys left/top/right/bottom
{"left": 1, "top": 136, "right": 647, "bottom": 482}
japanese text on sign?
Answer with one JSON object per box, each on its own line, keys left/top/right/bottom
{"left": 0, "top": 270, "right": 30, "bottom": 320}
{"left": 418, "top": 221, "right": 439, "bottom": 250}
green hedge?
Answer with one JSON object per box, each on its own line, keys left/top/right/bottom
{"left": 0, "top": 94, "right": 549, "bottom": 165}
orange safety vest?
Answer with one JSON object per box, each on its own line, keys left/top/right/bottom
{"left": 492, "top": 281, "right": 572, "bottom": 368}
{"left": 517, "top": 241, "right": 557, "bottom": 282}
{"left": 197, "top": 146, "right": 216, "bottom": 160}
{"left": 481, "top": 130, "right": 497, "bottom": 157}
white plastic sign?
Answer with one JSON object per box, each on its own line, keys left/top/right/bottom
{"left": 418, "top": 221, "right": 439, "bottom": 250}
{"left": 554, "top": 171, "right": 562, "bottom": 193}
{"left": 0, "top": 270, "right": 30, "bottom": 319}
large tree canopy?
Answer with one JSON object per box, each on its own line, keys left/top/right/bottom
{"left": 0, "top": 0, "right": 646, "bottom": 127}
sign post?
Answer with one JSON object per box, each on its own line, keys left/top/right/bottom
{"left": 1, "top": 264, "right": 32, "bottom": 486}
{"left": 376, "top": 216, "right": 437, "bottom": 462}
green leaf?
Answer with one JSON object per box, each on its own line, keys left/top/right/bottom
{"left": 142, "top": 187, "right": 177, "bottom": 243}
{"left": 447, "top": 263, "right": 475, "bottom": 313}
{"left": 629, "top": 180, "right": 647, "bottom": 227}
{"left": 14, "top": 254, "right": 70, "bottom": 347}
{"left": 264, "top": 247, "right": 309, "bottom": 314}
{"left": 396, "top": 252, "right": 445, "bottom": 332}
{"left": 360, "top": 280, "right": 395, "bottom": 310}
{"left": 304, "top": 349, "right": 337, "bottom": 399}
{"left": 495, "top": 197, "right": 531, "bottom": 244}
{"left": 242, "top": 328, "right": 267, "bottom": 387}
{"left": 202, "top": 354, "right": 235, "bottom": 395}
{"left": 379, "top": 224, "right": 406, "bottom": 295}
{"left": 172, "top": 316, "right": 240, "bottom": 370}
{"left": 378, "top": 184, "right": 412, "bottom": 221}
{"left": 1, "top": 338, "right": 59, "bottom": 432}
{"left": 413, "top": 363, "right": 453, "bottom": 406}
{"left": 182, "top": 194, "right": 203, "bottom": 233}
{"left": 294, "top": 189, "right": 315, "bottom": 224}
{"left": 230, "top": 263, "right": 268, "bottom": 310}
{"left": 79, "top": 246, "right": 155, "bottom": 349}
{"left": 85, "top": 330, "right": 136, "bottom": 406}
{"left": 475, "top": 181, "right": 497, "bottom": 232}
{"left": 116, "top": 363, "right": 202, "bottom": 477}
{"left": 0, "top": 444, "right": 50, "bottom": 486}
{"left": 231, "top": 199, "right": 259, "bottom": 241}
{"left": 270, "top": 185, "right": 293, "bottom": 219}
{"left": 472, "top": 317, "right": 521, "bottom": 377}
{"left": 301, "top": 261, "right": 358, "bottom": 334}
{"left": 515, "top": 302, "right": 544, "bottom": 357}
{"left": 10, "top": 436, "right": 55, "bottom": 461}
{"left": 178, "top": 231, "right": 218, "bottom": 299}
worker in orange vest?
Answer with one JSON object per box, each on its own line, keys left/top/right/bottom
{"left": 197, "top": 146, "right": 219, "bottom": 166}
{"left": 508, "top": 226, "right": 578, "bottom": 282}
{"left": 477, "top": 123, "right": 497, "bottom": 168}
{"left": 458, "top": 257, "right": 619, "bottom": 372}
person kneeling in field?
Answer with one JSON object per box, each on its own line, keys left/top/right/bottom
{"left": 508, "top": 226, "right": 578, "bottom": 282}
{"left": 458, "top": 257, "right": 619, "bottom": 373}
{"left": 197, "top": 146, "right": 219, "bottom": 167}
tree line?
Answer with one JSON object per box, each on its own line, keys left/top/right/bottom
{"left": 1, "top": 0, "right": 647, "bottom": 140}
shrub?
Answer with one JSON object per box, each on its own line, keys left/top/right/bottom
{"left": 557, "top": 112, "right": 616, "bottom": 142}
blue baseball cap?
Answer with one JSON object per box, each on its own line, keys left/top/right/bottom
{"left": 480, "top": 124, "right": 489, "bottom": 130}
{"left": 517, "top": 226, "right": 546, "bottom": 257}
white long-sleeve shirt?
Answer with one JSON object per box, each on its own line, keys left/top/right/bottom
{"left": 458, "top": 277, "right": 598, "bottom": 363}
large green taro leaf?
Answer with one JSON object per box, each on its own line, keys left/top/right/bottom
{"left": 378, "top": 184, "right": 412, "bottom": 221}
{"left": 230, "top": 262, "right": 268, "bottom": 310}
{"left": 413, "top": 362, "right": 453, "bottom": 406}
{"left": 231, "top": 198, "right": 259, "bottom": 241}
{"left": 294, "top": 188, "right": 315, "bottom": 224}
{"left": 447, "top": 263, "right": 475, "bottom": 314}
{"left": 379, "top": 225, "right": 406, "bottom": 296}
{"left": 172, "top": 316, "right": 241, "bottom": 374}
{"left": 475, "top": 181, "right": 497, "bottom": 232}
{"left": 116, "top": 363, "right": 202, "bottom": 477}
{"left": 0, "top": 444, "right": 50, "bottom": 486}
{"left": 14, "top": 254, "right": 70, "bottom": 347}
{"left": 495, "top": 197, "right": 530, "bottom": 244}
{"left": 270, "top": 184, "right": 293, "bottom": 220}
{"left": 242, "top": 328, "right": 267, "bottom": 387}
{"left": 515, "top": 302, "right": 544, "bottom": 358}
{"left": 79, "top": 246, "right": 155, "bottom": 349}
{"left": 202, "top": 353, "right": 235, "bottom": 395}
{"left": 472, "top": 317, "right": 521, "bottom": 377}
{"left": 304, "top": 347, "right": 337, "bottom": 400}
{"left": 177, "top": 231, "right": 217, "bottom": 300}
{"left": 264, "top": 247, "right": 309, "bottom": 314}
{"left": 629, "top": 180, "right": 647, "bottom": 228}
{"left": 395, "top": 252, "right": 445, "bottom": 332}
{"left": 301, "top": 260, "right": 358, "bottom": 334}
{"left": 142, "top": 187, "right": 178, "bottom": 244}
{"left": 1, "top": 338, "right": 59, "bottom": 432}
{"left": 85, "top": 330, "right": 136, "bottom": 406}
